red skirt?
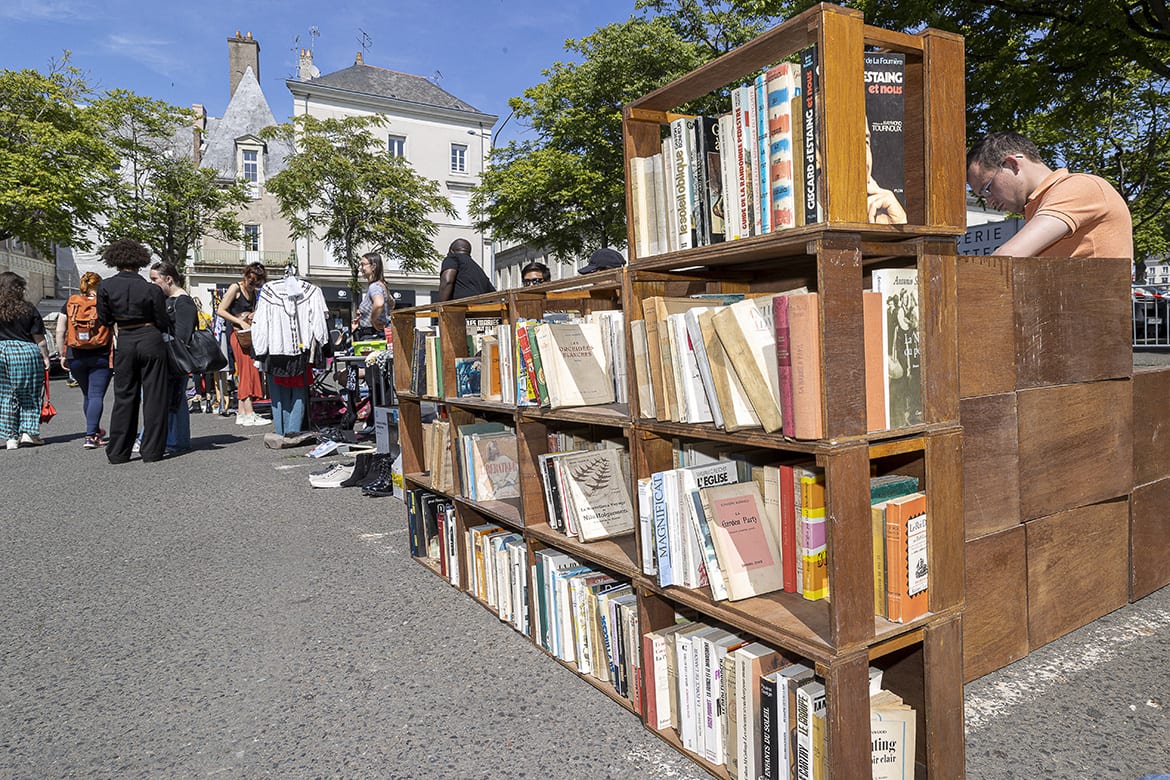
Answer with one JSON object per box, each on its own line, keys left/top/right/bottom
{"left": 230, "top": 329, "right": 263, "bottom": 400}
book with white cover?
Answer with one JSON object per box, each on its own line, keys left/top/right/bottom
{"left": 559, "top": 448, "right": 636, "bottom": 542}
{"left": 534, "top": 321, "right": 615, "bottom": 409}
{"left": 712, "top": 296, "right": 783, "bottom": 432}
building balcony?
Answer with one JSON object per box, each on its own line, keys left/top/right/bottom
{"left": 189, "top": 249, "right": 293, "bottom": 275}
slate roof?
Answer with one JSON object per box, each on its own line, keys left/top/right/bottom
{"left": 201, "top": 66, "right": 293, "bottom": 178}
{"left": 305, "top": 63, "right": 484, "bottom": 114}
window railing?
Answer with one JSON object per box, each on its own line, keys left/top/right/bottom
{"left": 190, "top": 249, "right": 292, "bottom": 269}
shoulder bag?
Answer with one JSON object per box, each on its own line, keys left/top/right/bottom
{"left": 165, "top": 330, "right": 229, "bottom": 375}
{"left": 40, "top": 369, "right": 56, "bottom": 423}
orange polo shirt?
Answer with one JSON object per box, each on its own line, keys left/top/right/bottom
{"left": 1024, "top": 169, "right": 1133, "bottom": 259}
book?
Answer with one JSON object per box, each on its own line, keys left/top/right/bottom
{"left": 682, "top": 460, "right": 744, "bottom": 601}
{"left": 697, "top": 308, "right": 759, "bottom": 431}
{"left": 733, "top": 643, "right": 787, "bottom": 780}
{"left": 795, "top": 679, "right": 826, "bottom": 780}
{"left": 718, "top": 112, "right": 742, "bottom": 242}
{"left": 863, "top": 291, "right": 887, "bottom": 432}
{"left": 698, "top": 482, "right": 784, "bottom": 601}
{"left": 871, "top": 268, "right": 922, "bottom": 428}
{"left": 765, "top": 62, "right": 798, "bottom": 230}
{"left": 870, "top": 690, "right": 917, "bottom": 780}
{"left": 695, "top": 115, "right": 725, "bottom": 244}
{"left": 670, "top": 117, "right": 697, "bottom": 250}
{"left": 864, "top": 52, "right": 907, "bottom": 225}
{"left": 630, "top": 318, "right": 655, "bottom": 419}
{"left": 671, "top": 311, "right": 713, "bottom": 424}
{"left": 480, "top": 336, "right": 501, "bottom": 401}
{"left": 559, "top": 448, "right": 636, "bottom": 542}
{"left": 787, "top": 293, "right": 824, "bottom": 440}
{"left": 534, "top": 321, "right": 615, "bottom": 409}
{"left": 885, "top": 491, "right": 928, "bottom": 623}
{"left": 454, "top": 356, "right": 481, "bottom": 398}
{"left": 630, "top": 155, "right": 658, "bottom": 259}
{"left": 470, "top": 431, "right": 520, "bottom": 501}
{"left": 736, "top": 83, "right": 758, "bottom": 238}
{"left": 799, "top": 45, "right": 821, "bottom": 225}
{"left": 650, "top": 297, "right": 715, "bottom": 422}
{"left": 712, "top": 296, "right": 782, "bottom": 433}
{"left": 798, "top": 468, "right": 828, "bottom": 601}
{"left": 700, "top": 630, "right": 745, "bottom": 765}
{"left": 773, "top": 293, "right": 796, "bottom": 439}
{"left": 754, "top": 72, "right": 771, "bottom": 235}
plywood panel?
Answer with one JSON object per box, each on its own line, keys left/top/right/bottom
{"left": 1013, "top": 257, "right": 1132, "bottom": 388}
{"left": 1026, "top": 498, "right": 1129, "bottom": 650}
{"left": 1017, "top": 380, "right": 1132, "bottom": 522}
{"left": 960, "top": 393, "right": 1020, "bottom": 539}
{"left": 957, "top": 256, "right": 1016, "bottom": 398}
{"left": 963, "top": 526, "right": 1027, "bottom": 681}
{"left": 1132, "top": 367, "right": 1170, "bottom": 486}
{"left": 1130, "top": 478, "right": 1170, "bottom": 601}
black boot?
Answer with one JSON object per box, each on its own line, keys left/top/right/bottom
{"left": 338, "top": 451, "right": 375, "bottom": 488}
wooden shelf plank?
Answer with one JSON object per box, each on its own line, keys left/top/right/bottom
{"left": 525, "top": 522, "right": 641, "bottom": 579}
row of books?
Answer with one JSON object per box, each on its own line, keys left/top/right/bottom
{"left": 421, "top": 418, "right": 522, "bottom": 504}
{"left": 629, "top": 48, "right": 907, "bottom": 257}
{"left": 642, "top": 621, "right": 916, "bottom": 780}
{"left": 532, "top": 551, "right": 642, "bottom": 709}
{"left": 467, "top": 522, "right": 529, "bottom": 634}
{"left": 537, "top": 437, "right": 636, "bottom": 542}
{"left": 632, "top": 268, "right": 922, "bottom": 437}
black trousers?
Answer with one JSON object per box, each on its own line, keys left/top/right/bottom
{"left": 108, "top": 326, "right": 170, "bottom": 463}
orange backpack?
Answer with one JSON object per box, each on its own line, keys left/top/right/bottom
{"left": 65, "top": 294, "right": 112, "bottom": 350}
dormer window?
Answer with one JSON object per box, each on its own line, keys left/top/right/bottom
{"left": 242, "top": 150, "right": 258, "bottom": 182}
{"left": 236, "top": 137, "right": 265, "bottom": 199}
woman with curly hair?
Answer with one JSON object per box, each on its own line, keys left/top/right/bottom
{"left": 216, "top": 261, "right": 268, "bottom": 426}
{"left": 0, "top": 271, "right": 51, "bottom": 450}
{"left": 96, "top": 238, "right": 170, "bottom": 464}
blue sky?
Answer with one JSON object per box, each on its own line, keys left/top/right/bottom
{"left": 0, "top": 0, "right": 640, "bottom": 146}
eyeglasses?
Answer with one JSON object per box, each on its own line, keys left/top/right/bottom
{"left": 522, "top": 277, "right": 544, "bottom": 286}
{"left": 975, "top": 166, "right": 1004, "bottom": 198}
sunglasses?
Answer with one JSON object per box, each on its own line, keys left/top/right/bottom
{"left": 522, "top": 277, "right": 544, "bottom": 286}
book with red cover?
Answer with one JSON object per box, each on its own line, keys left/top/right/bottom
{"left": 778, "top": 463, "right": 798, "bottom": 593}
{"left": 885, "top": 491, "right": 928, "bottom": 623}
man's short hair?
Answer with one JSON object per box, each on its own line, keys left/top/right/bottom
{"left": 449, "top": 238, "right": 472, "bottom": 255}
{"left": 967, "top": 132, "right": 1044, "bottom": 169}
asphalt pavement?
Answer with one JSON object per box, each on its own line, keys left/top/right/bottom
{"left": 1, "top": 384, "right": 1167, "bottom": 779}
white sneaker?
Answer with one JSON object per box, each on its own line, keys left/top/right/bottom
{"left": 235, "top": 413, "right": 250, "bottom": 425}
{"left": 309, "top": 461, "right": 356, "bottom": 488}
{"left": 132, "top": 440, "right": 141, "bottom": 455}
{"left": 5, "top": 439, "right": 17, "bottom": 450}
{"left": 19, "top": 433, "right": 44, "bottom": 446}
{"left": 245, "top": 415, "right": 271, "bottom": 426}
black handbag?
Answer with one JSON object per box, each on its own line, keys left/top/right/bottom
{"left": 166, "top": 330, "right": 228, "bottom": 374}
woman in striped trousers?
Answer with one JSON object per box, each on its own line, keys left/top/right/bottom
{"left": 0, "top": 271, "right": 51, "bottom": 450}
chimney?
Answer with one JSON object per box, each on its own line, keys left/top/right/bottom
{"left": 298, "top": 48, "right": 315, "bottom": 81}
{"left": 355, "top": 51, "right": 364, "bottom": 65}
{"left": 228, "top": 30, "right": 260, "bottom": 98}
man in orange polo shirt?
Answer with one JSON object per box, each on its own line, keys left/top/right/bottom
{"left": 966, "top": 132, "right": 1132, "bottom": 259}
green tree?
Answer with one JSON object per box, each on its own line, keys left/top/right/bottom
{"left": 99, "top": 91, "right": 249, "bottom": 270}
{"left": 472, "top": 1, "right": 770, "bottom": 260}
{"left": 0, "top": 54, "right": 118, "bottom": 257}
{"left": 261, "top": 113, "right": 455, "bottom": 291}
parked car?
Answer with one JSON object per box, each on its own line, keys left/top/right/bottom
{"left": 1133, "top": 285, "right": 1170, "bottom": 346}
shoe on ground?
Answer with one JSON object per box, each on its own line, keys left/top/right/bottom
{"left": 83, "top": 435, "right": 106, "bottom": 449}
{"left": 20, "top": 433, "right": 44, "bottom": 446}
{"left": 5, "top": 439, "right": 17, "bottom": 450}
{"left": 132, "top": 440, "right": 141, "bottom": 455}
{"left": 310, "top": 460, "right": 353, "bottom": 478}
{"left": 310, "top": 462, "right": 357, "bottom": 488}
{"left": 245, "top": 415, "right": 271, "bottom": 426}
{"left": 235, "top": 413, "right": 249, "bottom": 425}
{"left": 338, "top": 452, "right": 375, "bottom": 488}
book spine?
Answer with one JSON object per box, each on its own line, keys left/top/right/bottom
{"left": 637, "top": 477, "right": 656, "bottom": 576}
{"left": 766, "top": 64, "right": 797, "bottom": 230}
{"left": 670, "top": 118, "right": 695, "bottom": 250}
{"left": 795, "top": 685, "right": 812, "bottom": 780}
{"left": 788, "top": 293, "right": 824, "bottom": 440}
{"left": 760, "top": 673, "right": 779, "bottom": 780}
{"left": 686, "top": 116, "right": 708, "bottom": 246}
{"left": 755, "top": 73, "right": 771, "bottom": 234}
{"left": 731, "top": 86, "right": 753, "bottom": 240}
{"left": 660, "top": 136, "right": 680, "bottom": 253}
{"left": 646, "top": 632, "right": 670, "bottom": 729}
{"left": 741, "top": 84, "right": 759, "bottom": 237}
{"left": 719, "top": 113, "right": 740, "bottom": 243}
{"left": 773, "top": 294, "right": 795, "bottom": 439}
{"left": 699, "top": 115, "right": 725, "bottom": 244}
{"left": 651, "top": 471, "right": 673, "bottom": 586}
{"left": 800, "top": 45, "right": 820, "bottom": 226}
{"left": 631, "top": 156, "right": 653, "bottom": 259}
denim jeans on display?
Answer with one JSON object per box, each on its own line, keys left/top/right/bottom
{"left": 269, "top": 382, "right": 307, "bottom": 436}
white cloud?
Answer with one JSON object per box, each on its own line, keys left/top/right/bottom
{"left": 100, "top": 33, "right": 184, "bottom": 77}
{"left": 0, "top": 0, "right": 89, "bottom": 22}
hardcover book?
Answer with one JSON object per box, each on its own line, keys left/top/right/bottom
{"left": 712, "top": 296, "right": 783, "bottom": 433}
{"left": 470, "top": 431, "right": 520, "bottom": 502}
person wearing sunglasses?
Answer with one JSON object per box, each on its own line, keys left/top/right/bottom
{"left": 520, "top": 262, "right": 550, "bottom": 287}
{"left": 965, "top": 132, "right": 1131, "bottom": 259}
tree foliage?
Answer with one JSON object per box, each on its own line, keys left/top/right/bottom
{"left": 0, "top": 54, "right": 117, "bottom": 257}
{"left": 472, "top": 1, "right": 772, "bottom": 261}
{"left": 746, "top": 0, "right": 1170, "bottom": 257}
{"left": 99, "top": 90, "right": 249, "bottom": 270}
{"left": 262, "top": 113, "right": 455, "bottom": 284}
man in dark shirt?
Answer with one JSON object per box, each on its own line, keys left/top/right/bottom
{"left": 437, "top": 238, "right": 495, "bottom": 301}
